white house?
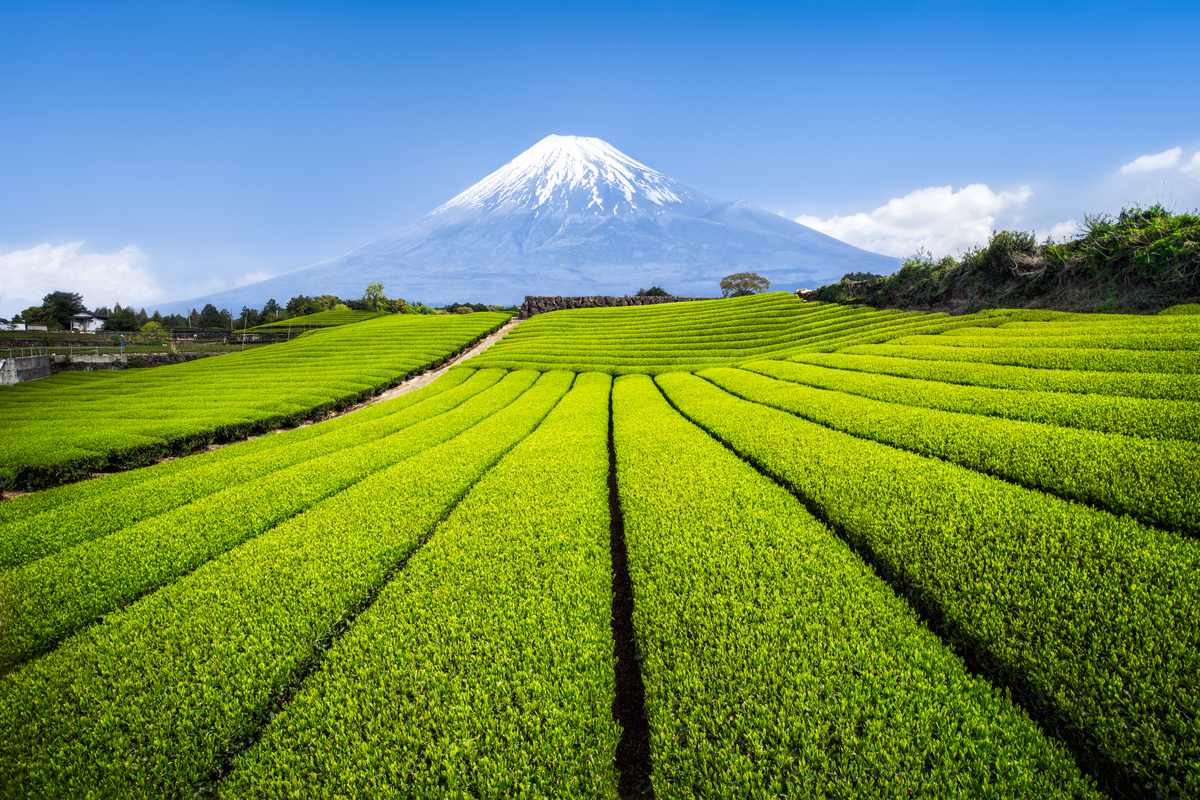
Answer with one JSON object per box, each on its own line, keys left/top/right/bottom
{"left": 70, "top": 311, "right": 108, "bottom": 333}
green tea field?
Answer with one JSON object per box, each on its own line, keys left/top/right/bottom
{"left": 1, "top": 293, "right": 1196, "bottom": 798}
{"left": 0, "top": 312, "right": 509, "bottom": 491}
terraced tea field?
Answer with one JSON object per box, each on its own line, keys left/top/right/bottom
{"left": 248, "top": 308, "right": 389, "bottom": 331}
{"left": 0, "top": 312, "right": 508, "bottom": 490}
{"left": 1, "top": 293, "right": 1196, "bottom": 798}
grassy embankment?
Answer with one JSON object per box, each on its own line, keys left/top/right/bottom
{"left": 812, "top": 204, "right": 1199, "bottom": 314}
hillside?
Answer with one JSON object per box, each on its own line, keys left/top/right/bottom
{"left": 246, "top": 308, "right": 388, "bottom": 331}
{"left": 0, "top": 312, "right": 508, "bottom": 491}
{"left": 810, "top": 204, "right": 1200, "bottom": 314}
{"left": 1, "top": 295, "right": 1197, "bottom": 797}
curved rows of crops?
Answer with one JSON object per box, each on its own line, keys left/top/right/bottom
{"left": 1, "top": 294, "right": 1196, "bottom": 797}
{"left": 248, "top": 308, "right": 389, "bottom": 330}
{"left": 0, "top": 312, "right": 510, "bottom": 491}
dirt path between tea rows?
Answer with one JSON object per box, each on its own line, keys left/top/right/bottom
{"left": 0, "top": 319, "right": 520, "bottom": 501}
{"left": 352, "top": 317, "right": 519, "bottom": 409}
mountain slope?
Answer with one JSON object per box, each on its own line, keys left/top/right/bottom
{"left": 175, "top": 135, "right": 900, "bottom": 309}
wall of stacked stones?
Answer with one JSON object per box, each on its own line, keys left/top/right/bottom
{"left": 519, "top": 295, "right": 716, "bottom": 319}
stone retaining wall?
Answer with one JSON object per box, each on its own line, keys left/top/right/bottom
{"left": 49, "top": 351, "right": 230, "bottom": 374}
{"left": 520, "top": 294, "right": 716, "bottom": 319}
{"left": 0, "top": 355, "right": 52, "bottom": 385}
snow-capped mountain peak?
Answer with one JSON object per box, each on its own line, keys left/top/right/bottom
{"left": 172, "top": 133, "right": 902, "bottom": 311}
{"left": 435, "top": 134, "right": 713, "bottom": 216}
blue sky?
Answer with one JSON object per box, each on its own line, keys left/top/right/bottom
{"left": 3, "top": 0, "right": 1198, "bottom": 315}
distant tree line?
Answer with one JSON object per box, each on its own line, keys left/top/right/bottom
{"left": 2, "top": 283, "right": 455, "bottom": 334}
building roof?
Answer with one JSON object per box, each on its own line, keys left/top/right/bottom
{"left": 71, "top": 311, "right": 108, "bottom": 320}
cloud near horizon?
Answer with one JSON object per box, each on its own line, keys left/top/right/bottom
{"left": 795, "top": 183, "right": 1033, "bottom": 259}
{"left": 1181, "top": 152, "right": 1200, "bottom": 179}
{"left": 0, "top": 241, "right": 162, "bottom": 315}
{"left": 1049, "top": 219, "right": 1081, "bottom": 241}
{"left": 1119, "top": 147, "right": 1183, "bottom": 174}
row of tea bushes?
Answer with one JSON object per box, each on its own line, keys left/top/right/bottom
{"left": 790, "top": 351, "right": 1200, "bottom": 401}
{"left": 699, "top": 367, "right": 1200, "bottom": 535}
{"left": 0, "top": 312, "right": 509, "bottom": 490}
{"left": 657, "top": 372, "right": 1200, "bottom": 796}
{"left": 0, "top": 371, "right": 574, "bottom": 798}
{"left": 225, "top": 373, "right": 620, "bottom": 797}
{"left": 0, "top": 371, "right": 534, "bottom": 671}
{"left": 842, "top": 341, "right": 1199, "bottom": 374}
{"left": 0, "top": 369, "right": 490, "bottom": 569}
{"left": 743, "top": 359, "right": 1200, "bottom": 442}
{"left": 612, "top": 375, "right": 1096, "bottom": 798}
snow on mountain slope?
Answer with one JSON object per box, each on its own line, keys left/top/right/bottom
{"left": 171, "top": 135, "right": 900, "bottom": 310}
{"left": 436, "top": 134, "right": 715, "bottom": 215}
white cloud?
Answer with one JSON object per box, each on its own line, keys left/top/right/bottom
{"left": 0, "top": 241, "right": 161, "bottom": 313}
{"left": 795, "top": 183, "right": 1032, "bottom": 258}
{"left": 1119, "top": 147, "right": 1182, "bottom": 174}
{"left": 1049, "top": 219, "right": 1081, "bottom": 241}
{"left": 1181, "top": 152, "right": 1200, "bottom": 179}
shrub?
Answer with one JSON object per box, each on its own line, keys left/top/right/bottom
{"left": 1160, "top": 303, "right": 1200, "bottom": 315}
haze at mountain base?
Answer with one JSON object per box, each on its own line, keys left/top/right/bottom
{"left": 169, "top": 135, "right": 900, "bottom": 310}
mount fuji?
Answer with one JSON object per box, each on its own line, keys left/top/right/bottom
{"left": 176, "top": 135, "right": 900, "bottom": 309}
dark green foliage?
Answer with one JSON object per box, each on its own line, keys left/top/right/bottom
{"left": 443, "top": 302, "right": 489, "bottom": 313}
{"left": 260, "top": 299, "right": 280, "bottom": 323}
{"left": 18, "top": 306, "right": 50, "bottom": 327}
{"left": 238, "top": 306, "right": 263, "bottom": 329}
{"left": 103, "top": 304, "right": 140, "bottom": 332}
{"left": 813, "top": 204, "right": 1200, "bottom": 313}
{"left": 635, "top": 286, "right": 670, "bottom": 296}
{"left": 40, "top": 291, "right": 87, "bottom": 331}
{"left": 197, "top": 303, "right": 224, "bottom": 329}
{"left": 719, "top": 271, "right": 770, "bottom": 297}
{"left": 286, "top": 295, "right": 321, "bottom": 316}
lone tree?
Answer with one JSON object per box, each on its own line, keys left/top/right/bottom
{"left": 363, "top": 282, "right": 388, "bottom": 311}
{"left": 41, "top": 291, "right": 87, "bottom": 330}
{"left": 720, "top": 272, "right": 770, "bottom": 298}
{"left": 140, "top": 320, "right": 167, "bottom": 344}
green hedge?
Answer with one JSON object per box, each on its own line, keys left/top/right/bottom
{"left": 0, "top": 371, "right": 574, "bottom": 798}
{"left": 657, "top": 371, "right": 1200, "bottom": 796}
{"left": 612, "top": 374, "right": 1095, "bottom": 797}
{"left": 226, "top": 373, "right": 619, "bottom": 797}
{"left": 700, "top": 366, "right": 1200, "bottom": 535}
{"left": 0, "top": 370, "right": 531, "bottom": 671}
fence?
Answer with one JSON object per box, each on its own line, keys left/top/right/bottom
{"left": 6, "top": 347, "right": 50, "bottom": 359}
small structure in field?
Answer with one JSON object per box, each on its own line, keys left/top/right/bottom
{"left": 70, "top": 312, "right": 108, "bottom": 333}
